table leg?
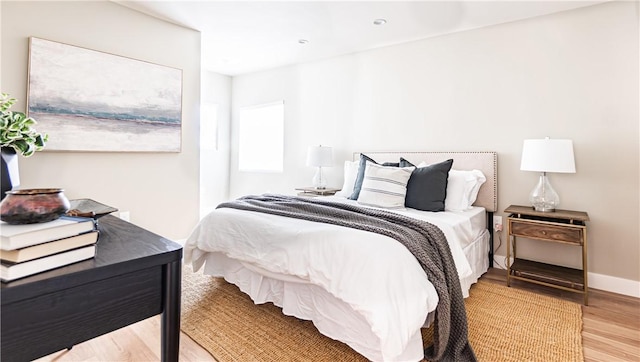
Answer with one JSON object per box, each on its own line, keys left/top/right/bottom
{"left": 507, "top": 234, "right": 512, "bottom": 287}
{"left": 161, "top": 260, "right": 181, "bottom": 362}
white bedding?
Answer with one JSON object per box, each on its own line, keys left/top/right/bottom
{"left": 184, "top": 197, "right": 488, "bottom": 362}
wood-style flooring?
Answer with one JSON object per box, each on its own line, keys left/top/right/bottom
{"left": 35, "top": 268, "right": 640, "bottom": 361}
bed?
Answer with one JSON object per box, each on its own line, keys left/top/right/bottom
{"left": 185, "top": 151, "right": 497, "bottom": 362}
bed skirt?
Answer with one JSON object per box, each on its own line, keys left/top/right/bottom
{"left": 194, "top": 228, "right": 490, "bottom": 361}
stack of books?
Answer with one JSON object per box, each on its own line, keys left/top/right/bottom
{"left": 0, "top": 216, "right": 98, "bottom": 282}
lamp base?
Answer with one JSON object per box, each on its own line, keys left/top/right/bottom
{"left": 529, "top": 172, "right": 560, "bottom": 213}
{"left": 532, "top": 204, "right": 556, "bottom": 212}
{"left": 312, "top": 167, "right": 327, "bottom": 189}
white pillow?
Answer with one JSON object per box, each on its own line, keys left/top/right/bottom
{"left": 335, "top": 160, "right": 359, "bottom": 198}
{"left": 357, "top": 162, "right": 414, "bottom": 209}
{"left": 444, "top": 169, "right": 486, "bottom": 211}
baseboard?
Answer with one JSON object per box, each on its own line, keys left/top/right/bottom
{"left": 492, "top": 253, "right": 640, "bottom": 298}
{"left": 588, "top": 272, "right": 640, "bottom": 298}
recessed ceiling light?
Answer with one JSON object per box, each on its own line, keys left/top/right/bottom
{"left": 373, "top": 19, "right": 387, "bottom": 26}
{"left": 298, "top": 39, "right": 309, "bottom": 45}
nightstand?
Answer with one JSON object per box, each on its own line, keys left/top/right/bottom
{"left": 295, "top": 187, "right": 340, "bottom": 197}
{"left": 505, "top": 205, "right": 590, "bottom": 305}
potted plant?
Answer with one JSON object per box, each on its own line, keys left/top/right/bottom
{"left": 1, "top": 92, "right": 48, "bottom": 199}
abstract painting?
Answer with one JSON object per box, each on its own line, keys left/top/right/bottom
{"left": 27, "top": 37, "right": 182, "bottom": 152}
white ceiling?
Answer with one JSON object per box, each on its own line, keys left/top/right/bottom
{"left": 118, "top": 1, "right": 607, "bottom": 76}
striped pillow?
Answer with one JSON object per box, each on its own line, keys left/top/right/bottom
{"left": 357, "top": 162, "right": 415, "bottom": 209}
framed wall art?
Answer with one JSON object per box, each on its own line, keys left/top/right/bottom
{"left": 27, "top": 37, "right": 183, "bottom": 152}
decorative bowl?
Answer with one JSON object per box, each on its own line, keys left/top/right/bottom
{"left": 0, "top": 188, "right": 71, "bottom": 224}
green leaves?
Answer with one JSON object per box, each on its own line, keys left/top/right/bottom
{"left": 0, "top": 92, "right": 48, "bottom": 157}
{"left": 0, "top": 93, "right": 16, "bottom": 112}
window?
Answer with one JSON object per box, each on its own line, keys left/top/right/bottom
{"left": 238, "top": 101, "right": 284, "bottom": 172}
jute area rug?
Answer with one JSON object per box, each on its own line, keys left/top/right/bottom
{"left": 181, "top": 266, "right": 583, "bottom": 362}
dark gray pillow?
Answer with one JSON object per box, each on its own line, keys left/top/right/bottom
{"left": 403, "top": 158, "right": 454, "bottom": 212}
{"left": 349, "top": 155, "right": 399, "bottom": 200}
{"left": 399, "top": 157, "right": 414, "bottom": 168}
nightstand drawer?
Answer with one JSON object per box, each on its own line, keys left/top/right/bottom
{"left": 509, "top": 220, "right": 583, "bottom": 244}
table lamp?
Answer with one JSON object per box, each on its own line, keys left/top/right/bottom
{"left": 306, "top": 145, "right": 333, "bottom": 189}
{"left": 520, "top": 137, "right": 576, "bottom": 212}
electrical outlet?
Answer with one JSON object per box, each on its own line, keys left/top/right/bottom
{"left": 120, "top": 211, "right": 130, "bottom": 222}
{"left": 494, "top": 216, "right": 503, "bottom": 232}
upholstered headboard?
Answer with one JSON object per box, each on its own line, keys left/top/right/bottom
{"left": 353, "top": 152, "right": 498, "bottom": 212}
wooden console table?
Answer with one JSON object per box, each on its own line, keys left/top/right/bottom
{"left": 0, "top": 215, "right": 183, "bottom": 361}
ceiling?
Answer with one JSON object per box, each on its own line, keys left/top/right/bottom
{"left": 117, "top": 1, "right": 606, "bottom": 76}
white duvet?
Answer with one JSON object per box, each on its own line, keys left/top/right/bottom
{"left": 185, "top": 197, "right": 485, "bottom": 361}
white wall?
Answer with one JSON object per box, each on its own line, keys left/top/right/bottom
{"left": 200, "top": 70, "right": 232, "bottom": 217}
{"left": 1, "top": 1, "right": 203, "bottom": 240}
{"left": 230, "top": 2, "right": 639, "bottom": 283}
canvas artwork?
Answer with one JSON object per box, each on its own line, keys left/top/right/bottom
{"left": 27, "top": 37, "right": 182, "bottom": 152}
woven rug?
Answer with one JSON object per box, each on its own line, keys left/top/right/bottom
{"left": 181, "top": 267, "right": 583, "bottom": 362}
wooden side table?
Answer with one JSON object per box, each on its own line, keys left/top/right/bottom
{"left": 505, "top": 205, "right": 590, "bottom": 305}
{"left": 295, "top": 187, "right": 340, "bottom": 197}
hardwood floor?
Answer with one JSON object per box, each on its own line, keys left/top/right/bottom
{"left": 34, "top": 268, "right": 639, "bottom": 361}
{"left": 33, "top": 315, "right": 215, "bottom": 362}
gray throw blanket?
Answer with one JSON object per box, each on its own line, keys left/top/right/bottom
{"left": 218, "top": 194, "right": 476, "bottom": 362}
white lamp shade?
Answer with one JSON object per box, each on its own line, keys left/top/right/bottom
{"left": 306, "top": 145, "right": 333, "bottom": 167}
{"left": 520, "top": 139, "right": 576, "bottom": 173}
